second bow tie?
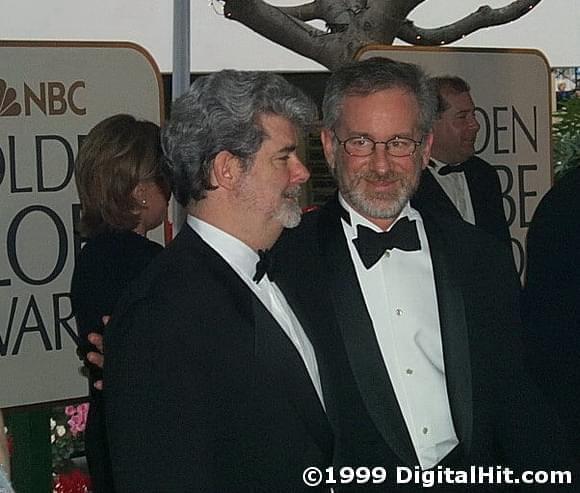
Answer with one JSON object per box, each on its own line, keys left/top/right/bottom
{"left": 438, "top": 162, "right": 467, "bottom": 176}
{"left": 253, "top": 249, "right": 274, "bottom": 283}
{"left": 353, "top": 217, "right": 421, "bottom": 269}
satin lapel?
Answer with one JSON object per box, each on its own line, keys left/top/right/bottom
{"left": 463, "top": 158, "right": 486, "bottom": 226}
{"left": 181, "top": 225, "right": 333, "bottom": 457}
{"left": 317, "top": 198, "right": 417, "bottom": 466}
{"left": 252, "top": 295, "right": 333, "bottom": 459}
{"left": 413, "top": 167, "right": 462, "bottom": 220}
{"left": 422, "top": 214, "right": 473, "bottom": 453}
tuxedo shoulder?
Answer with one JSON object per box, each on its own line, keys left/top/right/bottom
{"left": 114, "top": 233, "right": 204, "bottom": 310}
{"left": 467, "top": 155, "right": 498, "bottom": 174}
{"left": 468, "top": 155, "right": 493, "bottom": 167}
{"left": 425, "top": 212, "right": 512, "bottom": 260}
{"left": 278, "top": 208, "right": 320, "bottom": 247}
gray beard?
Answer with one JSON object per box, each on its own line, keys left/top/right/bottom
{"left": 342, "top": 188, "right": 411, "bottom": 220}
{"left": 274, "top": 198, "right": 302, "bottom": 228}
{"left": 337, "top": 169, "right": 420, "bottom": 221}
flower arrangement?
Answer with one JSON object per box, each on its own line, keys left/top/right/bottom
{"left": 51, "top": 403, "right": 92, "bottom": 493}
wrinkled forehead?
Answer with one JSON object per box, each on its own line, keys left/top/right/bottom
{"left": 335, "top": 88, "right": 422, "bottom": 130}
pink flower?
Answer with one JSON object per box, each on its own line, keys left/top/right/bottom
{"left": 64, "top": 406, "right": 76, "bottom": 417}
{"left": 67, "top": 414, "right": 85, "bottom": 435}
{"left": 77, "top": 402, "right": 90, "bottom": 416}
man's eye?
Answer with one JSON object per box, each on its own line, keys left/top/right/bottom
{"left": 350, "top": 137, "right": 370, "bottom": 147}
{"left": 389, "top": 139, "right": 410, "bottom": 149}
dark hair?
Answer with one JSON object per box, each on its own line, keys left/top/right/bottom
{"left": 162, "top": 70, "right": 317, "bottom": 207}
{"left": 429, "top": 75, "right": 471, "bottom": 114}
{"left": 74, "top": 114, "right": 164, "bottom": 237}
{"left": 322, "top": 57, "right": 437, "bottom": 135}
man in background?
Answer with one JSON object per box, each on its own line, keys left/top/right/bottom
{"left": 412, "top": 76, "right": 511, "bottom": 246}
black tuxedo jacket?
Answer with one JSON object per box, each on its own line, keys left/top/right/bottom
{"left": 523, "top": 168, "right": 580, "bottom": 452}
{"left": 275, "top": 196, "right": 574, "bottom": 492}
{"left": 412, "top": 156, "right": 511, "bottom": 246}
{"left": 104, "top": 225, "right": 333, "bottom": 492}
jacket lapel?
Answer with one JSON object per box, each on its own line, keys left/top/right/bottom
{"left": 180, "top": 225, "right": 334, "bottom": 458}
{"left": 463, "top": 157, "right": 485, "bottom": 226}
{"left": 317, "top": 197, "right": 418, "bottom": 466}
{"left": 413, "top": 166, "right": 462, "bottom": 220}
{"left": 252, "top": 297, "right": 333, "bottom": 459}
{"left": 422, "top": 214, "right": 473, "bottom": 454}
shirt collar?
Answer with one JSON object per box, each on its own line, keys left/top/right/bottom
{"left": 430, "top": 157, "right": 460, "bottom": 170}
{"left": 186, "top": 215, "right": 259, "bottom": 280}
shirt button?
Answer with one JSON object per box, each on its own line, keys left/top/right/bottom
{"left": 395, "top": 308, "right": 403, "bottom": 316}
{"left": 384, "top": 251, "right": 391, "bottom": 258}
{"left": 422, "top": 427, "right": 429, "bottom": 435}
{"left": 406, "top": 368, "right": 413, "bottom": 375}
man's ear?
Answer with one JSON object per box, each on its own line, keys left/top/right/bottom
{"left": 420, "top": 132, "right": 434, "bottom": 169}
{"left": 320, "top": 128, "right": 337, "bottom": 174}
{"left": 211, "top": 150, "right": 244, "bottom": 190}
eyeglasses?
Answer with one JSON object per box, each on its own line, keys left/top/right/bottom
{"left": 333, "top": 131, "right": 423, "bottom": 158}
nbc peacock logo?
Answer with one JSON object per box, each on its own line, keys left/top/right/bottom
{"left": 0, "top": 79, "right": 22, "bottom": 116}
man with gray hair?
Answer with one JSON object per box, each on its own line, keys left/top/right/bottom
{"left": 104, "top": 70, "right": 332, "bottom": 491}
{"left": 276, "top": 58, "right": 572, "bottom": 491}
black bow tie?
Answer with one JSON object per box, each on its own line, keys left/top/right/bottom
{"left": 438, "top": 162, "right": 467, "bottom": 176}
{"left": 353, "top": 217, "right": 421, "bottom": 269}
{"left": 253, "top": 249, "right": 274, "bottom": 283}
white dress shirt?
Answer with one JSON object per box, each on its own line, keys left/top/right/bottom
{"left": 186, "top": 215, "right": 325, "bottom": 408}
{"left": 429, "top": 159, "right": 476, "bottom": 225}
{"left": 339, "top": 195, "right": 458, "bottom": 469}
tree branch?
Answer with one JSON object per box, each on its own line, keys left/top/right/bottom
{"left": 276, "top": 1, "right": 321, "bottom": 22}
{"left": 223, "top": 0, "right": 334, "bottom": 67}
{"left": 398, "top": 0, "right": 543, "bottom": 45}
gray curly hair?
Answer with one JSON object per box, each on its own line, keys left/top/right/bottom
{"left": 162, "top": 70, "right": 317, "bottom": 207}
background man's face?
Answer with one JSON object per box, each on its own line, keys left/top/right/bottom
{"left": 321, "top": 88, "right": 432, "bottom": 229}
{"left": 236, "top": 113, "right": 310, "bottom": 234}
{"left": 431, "top": 90, "right": 480, "bottom": 164}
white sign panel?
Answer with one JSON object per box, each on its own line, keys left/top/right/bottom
{"left": 358, "top": 46, "right": 552, "bottom": 277}
{"left": 0, "top": 41, "right": 163, "bottom": 407}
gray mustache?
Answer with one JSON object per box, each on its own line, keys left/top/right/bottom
{"left": 283, "top": 187, "right": 302, "bottom": 199}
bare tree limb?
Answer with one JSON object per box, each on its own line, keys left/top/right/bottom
{"left": 220, "top": 0, "right": 544, "bottom": 69}
{"left": 223, "top": 0, "right": 336, "bottom": 67}
{"left": 276, "top": 1, "right": 321, "bottom": 22}
{"left": 392, "top": 0, "right": 430, "bottom": 12}
{"left": 398, "top": 0, "right": 542, "bottom": 45}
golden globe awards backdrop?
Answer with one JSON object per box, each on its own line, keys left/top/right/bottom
{"left": 358, "top": 47, "right": 552, "bottom": 277}
{"left": 0, "top": 41, "right": 163, "bottom": 407}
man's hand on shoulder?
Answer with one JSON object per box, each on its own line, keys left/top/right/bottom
{"left": 87, "top": 315, "right": 109, "bottom": 390}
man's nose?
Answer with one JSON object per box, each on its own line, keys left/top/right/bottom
{"left": 369, "top": 144, "right": 394, "bottom": 174}
{"left": 291, "top": 157, "right": 310, "bottom": 184}
{"left": 468, "top": 114, "right": 481, "bottom": 132}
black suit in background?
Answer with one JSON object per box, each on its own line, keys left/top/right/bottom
{"left": 412, "top": 156, "right": 512, "bottom": 246}
{"left": 104, "top": 224, "right": 332, "bottom": 492}
{"left": 70, "top": 230, "right": 163, "bottom": 493}
{"left": 275, "top": 195, "right": 574, "bottom": 492}
{"left": 523, "top": 167, "right": 580, "bottom": 455}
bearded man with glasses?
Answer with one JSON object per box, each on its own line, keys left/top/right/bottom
{"left": 275, "top": 57, "right": 574, "bottom": 491}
